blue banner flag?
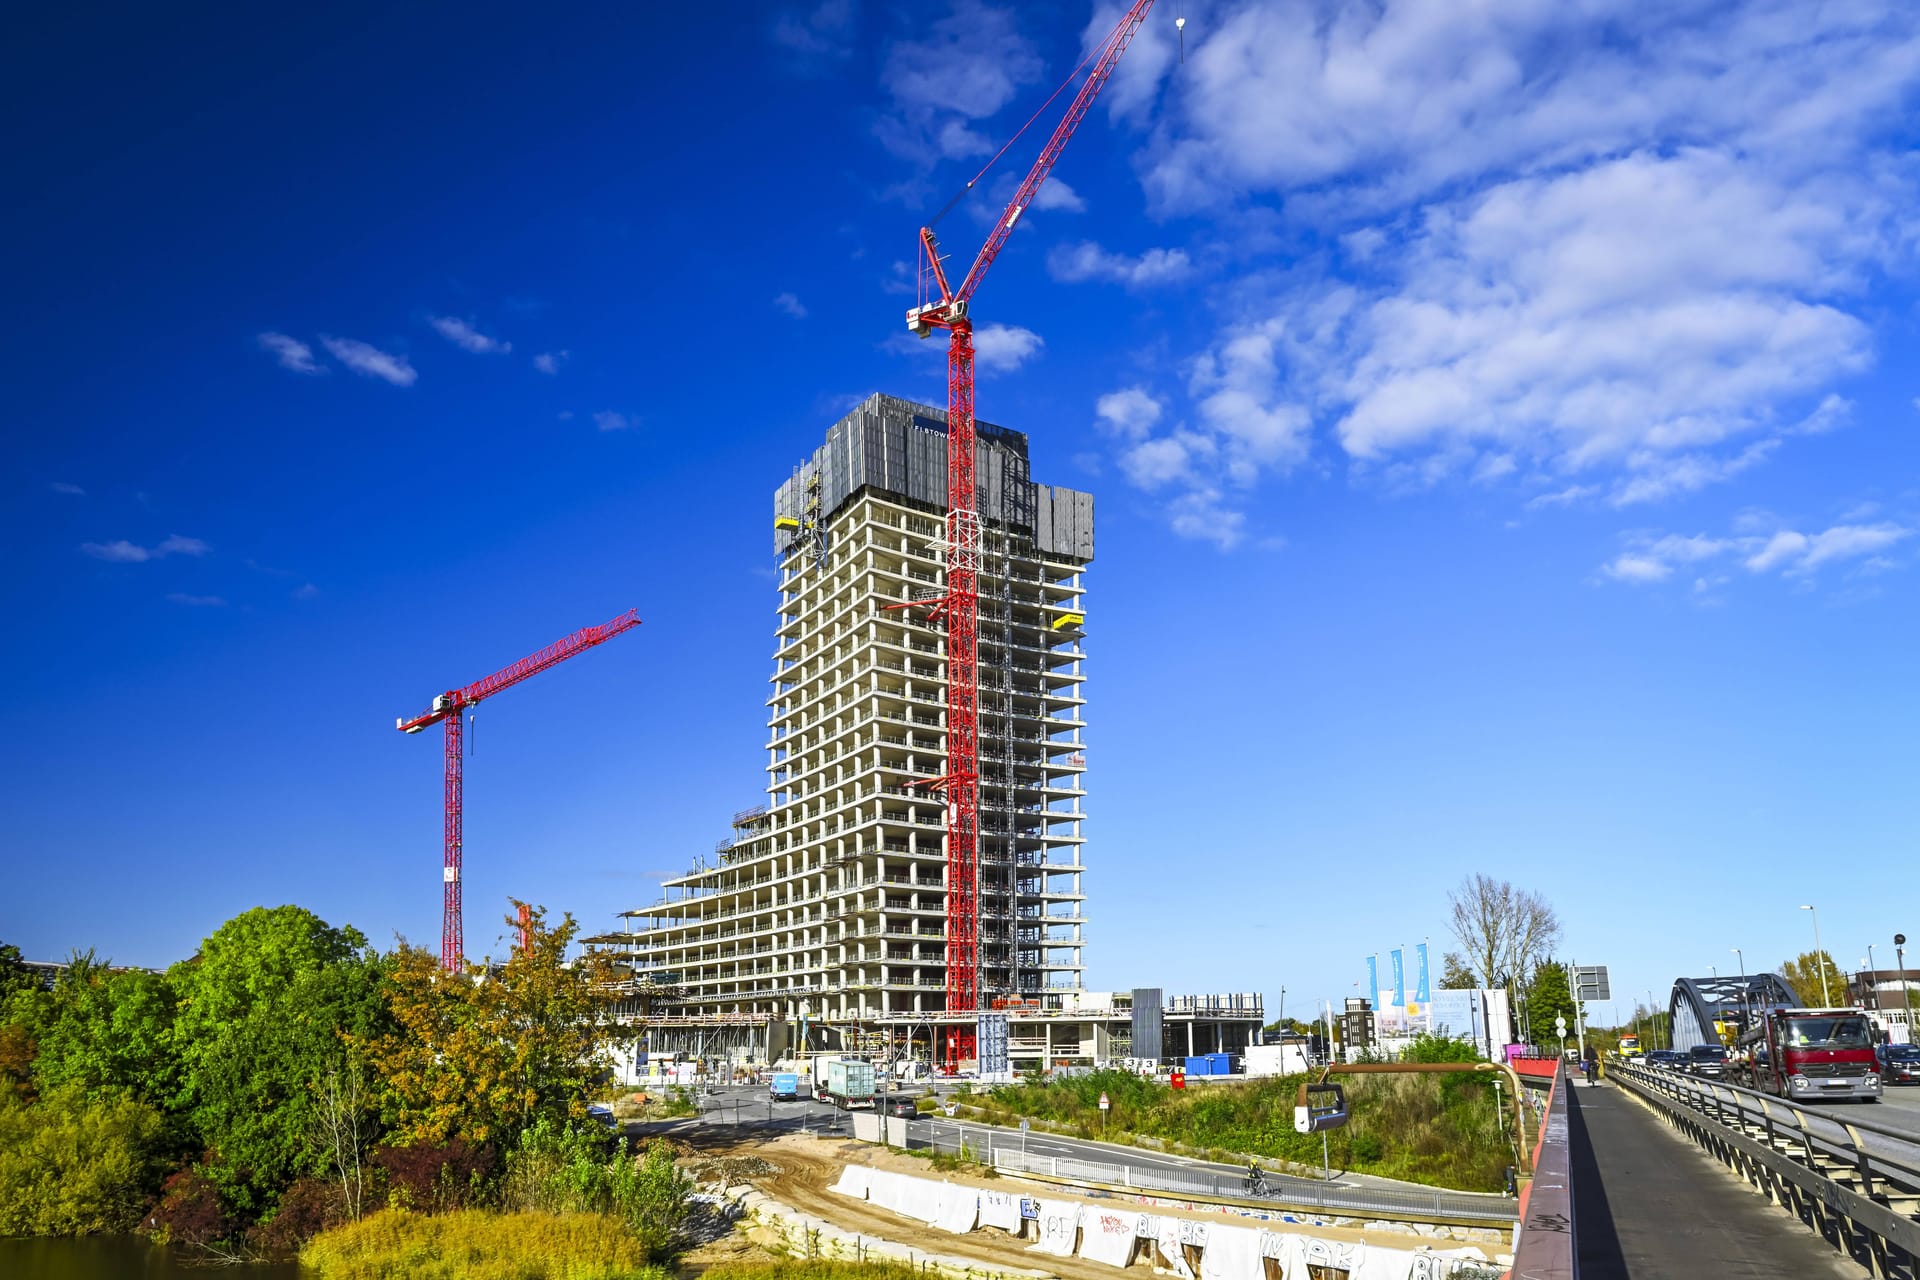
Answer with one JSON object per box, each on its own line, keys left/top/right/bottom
{"left": 1416, "top": 943, "right": 1431, "bottom": 1004}
{"left": 1366, "top": 955, "right": 1379, "bottom": 1010}
{"left": 1390, "top": 948, "right": 1405, "bottom": 1008}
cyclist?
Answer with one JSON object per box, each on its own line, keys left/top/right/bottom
{"left": 1582, "top": 1042, "right": 1599, "bottom": 1086}
{"left": 1245, "top": 1163, "right": 1265, "bottom": 1195}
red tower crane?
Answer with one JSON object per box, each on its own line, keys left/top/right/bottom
{"left": 901, "top": 1, "right": 1157, "bottom": 1067}
{"left": 397, "top": 609, "right": 642, "bottom": 970}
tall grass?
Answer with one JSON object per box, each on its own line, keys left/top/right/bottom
{"left": 300, "top": 1208, "right": 669, "bottom": 1280}
{"left": 974, "top": 1066, "right": 1514, "bottom": 1191}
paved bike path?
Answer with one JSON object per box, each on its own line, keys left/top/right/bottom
{"left": 1567, "top": 1082, "right": 1856, "bottom": 1279}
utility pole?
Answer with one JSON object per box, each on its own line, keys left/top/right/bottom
{"left": 1898, "top": 934, "right": 1913, "bottom": 1026}
{"left": 1868, "top": 943, "right": 1879, "bottom": 1010}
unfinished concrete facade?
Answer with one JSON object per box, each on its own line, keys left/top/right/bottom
{"left": 611, "top": 394, "right": 1091, "bottom": 1060}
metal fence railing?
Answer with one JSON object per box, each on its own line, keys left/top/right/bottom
{"left": 1610, "top": 1060, "right": 1920, "bottom": 1277}
{"left": 913, "top": 1120, "right": 1518, "bottom": 1225}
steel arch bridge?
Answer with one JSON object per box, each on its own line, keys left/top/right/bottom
{"left": 1669, "top": 973, "right": 1802, "bottom": 1050}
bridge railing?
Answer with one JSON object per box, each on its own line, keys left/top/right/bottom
{"left": 1508, "top": 1061, "right": 1575, "bottom": 1280}
{"left": 1609, "top": 1060, "right": 1920, "bottom": 1276}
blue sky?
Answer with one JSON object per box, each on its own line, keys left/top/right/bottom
{"left": 6, "top": 1, "right": 1920, "bottom": 1027}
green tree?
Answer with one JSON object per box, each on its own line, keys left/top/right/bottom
{"left": 368, "top": 904, "right": 627, "bottom": 1148}
{"left": 170, "top": 906, "right": 388, "bottom": 1215}
{"left": 1525, "top": 960, "right": 1580, "bottom": 1047}
{"left": 1440, "top": 953, "right": 1479, "bottom": 989}
{"left": 20, "top": 955, "right": 179, "bottom": 1105}
{"left": 1780, "top": 950, "right": 1846, "bottom": 1007}
{"left": 0, "top": 1082, "right": 168, "bottom": 1235}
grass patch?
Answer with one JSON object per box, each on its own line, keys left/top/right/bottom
{"left": 301, "top": 1207, "right": 668, "bottom": 1280}
{"left": 975, "top": 1058, "right": 1516, "bottom": 1192}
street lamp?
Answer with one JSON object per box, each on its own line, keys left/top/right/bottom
{"left": 1731, "top": 948, "right": 1747, "bottom": 1024}
{"left": 1800, "top": 906, "right": 1832, "bottom": 1006}
{"left": 1898, "top": 934, "right": 1913, "bottom": 1026}
{"left": 1868, "top": 943, "right": 1879, "bottom": 1011}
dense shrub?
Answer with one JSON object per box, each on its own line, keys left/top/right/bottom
{"left": 0, "top": 1083, "right": 168, "bottom": 1235}
{"left": 371, "top": 1138, "right": 495, "bottom": 1212}
{"left": 147, "top": 1168, "right": 231, "bottom": 1246}
{"left": 500, "top": 1118, "right": 688, "bottom": 1255}
{"left": 300, "top": 1208, "right": 669, "bottom": 1280}
{"left": 248, "top": 1175, "right": 344, "bottom": 1252}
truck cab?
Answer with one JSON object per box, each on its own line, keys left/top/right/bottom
{"left": 1742, "top": 1008, "right": 1881, "bottom": 1102}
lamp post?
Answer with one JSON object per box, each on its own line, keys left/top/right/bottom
{"left": 1898, "top": 934, "right": 1913, "bottom": 1026}
{"left": 1647, "top": 989, "right": 1660, "bottom": 1050}
{"left": 1800, "top": 906, "right": 1832, "bottom": 1006}
{"left": 1731, "top": 948, "right": 1747, "bottom": 1026}
{"left": 1868, "top": 943, "right": 1879, "bottom": 1011}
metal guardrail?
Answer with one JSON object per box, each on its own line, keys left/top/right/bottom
{"left": 914, "top": 1120, "right": 1518, "bottom": 1226}
{"left": 1611, "top": 1060, "right": 1920, "bottom": 1277}
{"left": 1508, "top": 1063, "right": 1574, "bottom": 1280}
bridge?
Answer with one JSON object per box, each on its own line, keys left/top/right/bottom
{"left": 1666, "top": 971, "right": 1803, "bottom": 1050}
{"left": 1508, "top": 975, "right": 1920, "bottom": 1279}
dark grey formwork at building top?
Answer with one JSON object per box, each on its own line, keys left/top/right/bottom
{"left": 774, "top": 393, "right": 1095, "bottom": 560}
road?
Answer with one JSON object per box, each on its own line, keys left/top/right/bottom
{"left": 668, "top": 1082, "right": 1515, "bottom": 1223}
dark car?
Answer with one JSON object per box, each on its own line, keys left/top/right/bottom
{"left": 1645, "top": 1050, "right": 1686, "bottom": 1070}
{"left": 1686, "top": 1045, "right": 1730, "bottom": 1079}
{"left": 1881, "top": 1044, "right": 1920, "bottom": 1085}
{"left": 882, "top": 1093, "right": 924, "bottom": 1119}
{"left": 586, "top": 1103, "right": 620, "bottom": 1130}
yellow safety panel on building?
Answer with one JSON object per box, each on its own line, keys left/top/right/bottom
{"left": 1051, "top": 612, "right": 1084, "bottom": 631}
{"left": 774, "top": 516, "right": 800, "bottom": 531}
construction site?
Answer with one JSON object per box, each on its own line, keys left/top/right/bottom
{"left": 584, "top": 393, "right": 1262, "bottom": 1074}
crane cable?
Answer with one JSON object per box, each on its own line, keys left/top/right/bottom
{"left": 926, "top": 20, "right": 1119, "bottom": 229}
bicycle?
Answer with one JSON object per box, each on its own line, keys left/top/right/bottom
{"left": 1244, "top": 1166, "right": 1266, "bottom": 1197}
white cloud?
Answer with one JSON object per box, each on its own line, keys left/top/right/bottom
{"left": 773, "top": 292, "right": 809, "bottom": 319}
{"left": 428, "top": 315, "right": 511, "bottom": 355}
{"left": 1604, "top": 520, "right": 1911, "bottom": 585}
{"left": 593, "top": 411, "right": 635, "bottom": 432}
{"left": 81, "top": 534, "right": 210, "bottom": 563}
{"left": 319, "top": 337, "right": 417, "bottom": 387}
{"left": 1094, "top": 387, "right": 1163, "bottom": 439}
{"left": 1524, "top": 484, "right": 1598, "bottom": 511}
{"left": 257, "top": 332, "right": 322, "bottom": 374}
{"left": 1081, "top": 1, "right": 1177, "bottom": 126}
{"left": 293, "top": 582, "right": 320, "bottom": 600}
{"left": 50, "top": 482, "right": 85, "bottom": 496}
{"left": 1032, "top": 180, "right": 1085, "bottom": 212}
{"left": 876, "top": 1, "right": 1042, "bottom": 166}
{"left": 532, "top": 350, "right": 569, "bottom": 375}
{"left": 1113, "top": 1, "right": 1917, "bottom": 530}
{"left": 772, "top": 0, "right": 856, "bottom": 61}
{"left": 971, "top": 323, "right": 1043, "bottom": 372}
{"left": 165, "top": 593, "right": 227, "bottom": 607}
{"left": 1047, "top": 241, "right": 1191, "bottom": 287}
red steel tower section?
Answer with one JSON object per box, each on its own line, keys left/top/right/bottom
{"left": 397, "top": 609, "right": 642, "bottom": 970}
{"left": 903, "top": 0, "right": 1155, "bottom": 1065}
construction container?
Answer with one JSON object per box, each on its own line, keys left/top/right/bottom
{"left": 1183, "top": 1055, "right": 1214, "bottom": 1077}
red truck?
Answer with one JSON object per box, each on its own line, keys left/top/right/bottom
{"left": 1739, "top": 1008, "right": 1881, "bottom": 1103}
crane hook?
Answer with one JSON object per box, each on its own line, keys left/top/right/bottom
{"left": 1176, "top": 16, "right": 1186, "bottom": 65}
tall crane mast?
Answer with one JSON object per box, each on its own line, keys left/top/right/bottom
{"left": 901, "top": 0, "right": 1157, "bottom": 1067}
{"left": 397, "top": 609, "right": 642, "bottom": 970}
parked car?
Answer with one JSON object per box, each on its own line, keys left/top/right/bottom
{"left": 1645, "top": 1050, "right": 1687, "bottom": 1070}
{"left": 586, "top": 1103, "right": 619, "bottom": 1130}
{"left": 1879, "top": 1043, "right": 1920, "bottom": 1085}
{"left": 1686, "top": 1045, "right": 1730, "bottom": 1080}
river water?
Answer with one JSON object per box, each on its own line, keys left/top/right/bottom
{"left": 0, "top": 1236, "right": 303, "bottom": 1278}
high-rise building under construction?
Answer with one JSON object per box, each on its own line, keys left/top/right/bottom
{"left": 610, "top": 393, "right": 1093, "bottom": 1063}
